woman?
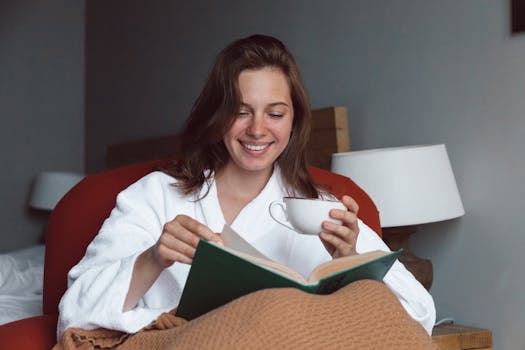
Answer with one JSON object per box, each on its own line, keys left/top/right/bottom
{"left": 57, "top": 34, "right": 435, "bottom": 338}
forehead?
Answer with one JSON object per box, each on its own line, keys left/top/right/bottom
{"left": 238, "top": 67, "right": 291, "bottom": 103}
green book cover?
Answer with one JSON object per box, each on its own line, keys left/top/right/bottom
{"left": 176, "top": 236, "right": 401, "bottom": 321}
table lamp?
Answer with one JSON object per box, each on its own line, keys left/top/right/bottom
{"left": 30, "top": 172, "right": 85, "bottom": 211}
{"left": 331, "top": 144, "right": 465, "bottom": 289}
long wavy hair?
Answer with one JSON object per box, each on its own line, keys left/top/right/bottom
{"left": 165, "top": 34, "right": 319, "bottom": 199}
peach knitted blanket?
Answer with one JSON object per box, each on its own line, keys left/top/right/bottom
{"left": 54, "top": 280, "right": 437, "bottom": 350}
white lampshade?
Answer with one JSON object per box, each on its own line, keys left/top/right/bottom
{"left": 331, "top": 144, "right": 465, "bottom": 228}
{"left": 30, "top": 172, "right": 84, "bottom": 210}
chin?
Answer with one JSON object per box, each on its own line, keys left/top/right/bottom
{"left": 236, "top": 159, "right": 274, "bottom": 174}
{"left": 242, "top": 164, "right": 273, "bottom": 173}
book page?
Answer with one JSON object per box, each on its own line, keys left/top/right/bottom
{"left": 221, "top": 225, "right": 269, "bottom": 260}
{"left": 307, "top": 250, "right": 389, "bottom": 283}
{"left": 219, "top": 225, "right": 307, "bottom": 283}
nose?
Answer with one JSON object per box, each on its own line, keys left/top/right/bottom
{"left": 247, "top": 114, "right": 266, "bottom": 138}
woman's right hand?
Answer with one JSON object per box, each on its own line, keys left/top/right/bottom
{"left": 125, "top": 215, "right": 221, "bottom": 311}
{"left": 153, "top": 214, "right": 223, "bottom": 267}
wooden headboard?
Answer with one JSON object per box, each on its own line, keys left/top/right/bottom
{"left": 106, "top": 106, "right": 350, "bottom": 170}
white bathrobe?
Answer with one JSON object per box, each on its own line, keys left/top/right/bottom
{"left": 57, "top": 168, "right": 436, "bottom": 338}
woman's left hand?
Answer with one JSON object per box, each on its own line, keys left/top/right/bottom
{"left": 320, "top": 195, "right": 360, "bottom": 259}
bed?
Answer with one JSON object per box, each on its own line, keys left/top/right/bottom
{"left": 0, "top": 244, "right": 45, "bottom": 325}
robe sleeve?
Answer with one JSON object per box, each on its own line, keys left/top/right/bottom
{"left": 57, "top": 172, "right": 178, "bottom": 338}
{"left": 356, "top": 221, "right": 436, "bottom": 335}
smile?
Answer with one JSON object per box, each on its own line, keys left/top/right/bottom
{"left": 240, "top": 142, "right": 271, "bottom": 151}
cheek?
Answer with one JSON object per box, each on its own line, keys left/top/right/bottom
{"left": 226, "top": 119, "right": 247, "bottom": 137}
{"left": 224, "top": 124, "right": 241, "bottom": 143}
{"left": 283, "top": 121, "right": 294, "bottom": 140}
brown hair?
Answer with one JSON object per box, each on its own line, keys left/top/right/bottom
{"left": 165, "top": 34, "right": 319, "bottom": 198}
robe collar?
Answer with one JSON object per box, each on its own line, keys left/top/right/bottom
{"left": 195, "top": 166, "right": 288, "bottom": 243}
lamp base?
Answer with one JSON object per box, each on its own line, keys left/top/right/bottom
{"left": 382, "top": 225, "right": 433, "bottom": 290}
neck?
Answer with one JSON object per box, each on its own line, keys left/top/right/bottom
{"left": 215, "top": 163, "right": 273, "bottom": 201}
{"left": 214, "top": 163, "right": 274, "bottom": 225}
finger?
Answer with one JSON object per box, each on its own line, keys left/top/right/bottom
{"left": 158, "top": 232, "right": 197, "bottom": 257}
{"left": 205, "top": 232, "right": 224, "bottom": 246}
{"left": 176, "top": 215, "right": 223, "bottom": 244}
{"left": 328, "top": 209, "right": 359, "bottom": 233}
{"left": 165, "top": 216, "right": 222, "bottom": 247}
{"left": 163, "top": 220, "right": 201, "bottom": 248}
{"left": 322, "top": 220, "right": 358, "bottom": 243}
{"left": 341, "top": 195, "right": 359, "bottom": 214}
{"left": 320, "top": 231, "right": 356, "bottom": 257}
{"left": 320, "top": 238, "right": 336, "bottom": 256}
{"left": 158, "top": 244, "right": 193, "bottom": 265}
{"left": 155, "top": 237, "right": 194, "bottom": 266}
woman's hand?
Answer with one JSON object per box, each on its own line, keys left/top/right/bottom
{"left": 319, "top": 195, "right": 360, "bottom": 259}
{"left": 125, "top": 215, "right": 222, "bottom": 311}
{"left": 153, "top": 214, "right": 223, "bottom": 267}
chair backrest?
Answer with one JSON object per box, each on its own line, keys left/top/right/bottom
{"left": 43, "top": 160, "right": 381, "bottom": 315}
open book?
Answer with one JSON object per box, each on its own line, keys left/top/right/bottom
{"left": 176, "top": 225, "right": 401, "bottom": 320}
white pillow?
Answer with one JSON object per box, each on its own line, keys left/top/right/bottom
{"left": 0, "top": 245, "right": 45, "bottom": 325}
{"left": 0, "top": 245, "right": 44, "bottom": 295}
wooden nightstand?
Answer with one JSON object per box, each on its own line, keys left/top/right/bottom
{"left": 432, "top": 323, "right": 492, "bottom": 350}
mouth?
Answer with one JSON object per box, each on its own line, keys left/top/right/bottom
{"left": 240, "top": 141, "right": 272, "bottom": 151}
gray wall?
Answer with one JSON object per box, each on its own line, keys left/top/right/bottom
{"left": 84, "top": 1, "right": 524, "bottom": 348}
{"left": 0, "top": 1, "right": 85, "bottom": 252}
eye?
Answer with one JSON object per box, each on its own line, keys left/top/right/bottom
{"left": 238, "top": 111, "right": 251, "bottom": 118}
{"left": 269, "top": 113, "right": 284, "bottom": 118}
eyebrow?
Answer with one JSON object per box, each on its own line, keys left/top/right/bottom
{"left": 240, "top": 102, "right": 290, "bottom": 108}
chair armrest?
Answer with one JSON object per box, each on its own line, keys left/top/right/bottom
{"left": 0, "top": 314, "right": 58, "bottom": 349}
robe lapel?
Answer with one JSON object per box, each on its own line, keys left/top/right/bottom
{"left": 196, "top": 169, "right": 289, "bottom": 242}
{"left": 229, "top": 168, "right": 288, "bottom": 243}
{"left": 196, "top": 178, "right": 226, "bottom": 234}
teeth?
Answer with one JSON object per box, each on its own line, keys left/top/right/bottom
{"left": 243, "top": 143, "right": 269, "bottom": 151}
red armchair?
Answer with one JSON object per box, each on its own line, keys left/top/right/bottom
{"left": 0, "top": 160, "right": 380, "bottom": 349}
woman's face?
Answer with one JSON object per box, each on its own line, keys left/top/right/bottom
{"left": 223, "top": 67, "right": 294, "bottom": 177}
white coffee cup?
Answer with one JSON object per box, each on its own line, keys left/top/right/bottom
{"left": 269, "top": 197, "right": 347, "bottom": 235}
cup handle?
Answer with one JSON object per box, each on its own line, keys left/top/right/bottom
{"left": 269, "top": 200, "right": 294, "bottom": 231}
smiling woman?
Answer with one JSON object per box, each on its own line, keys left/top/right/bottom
{"left": 221, "top": 68, "right": 293, "bottom": 179}
{"left": 165, "top": 34, "right": 317, "bottom": 199}
{"left": 56, "top": 34, "right": 436, "bottom": 341}
{"left": 218, "top": 67, "right": 295, "bottom": 224}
